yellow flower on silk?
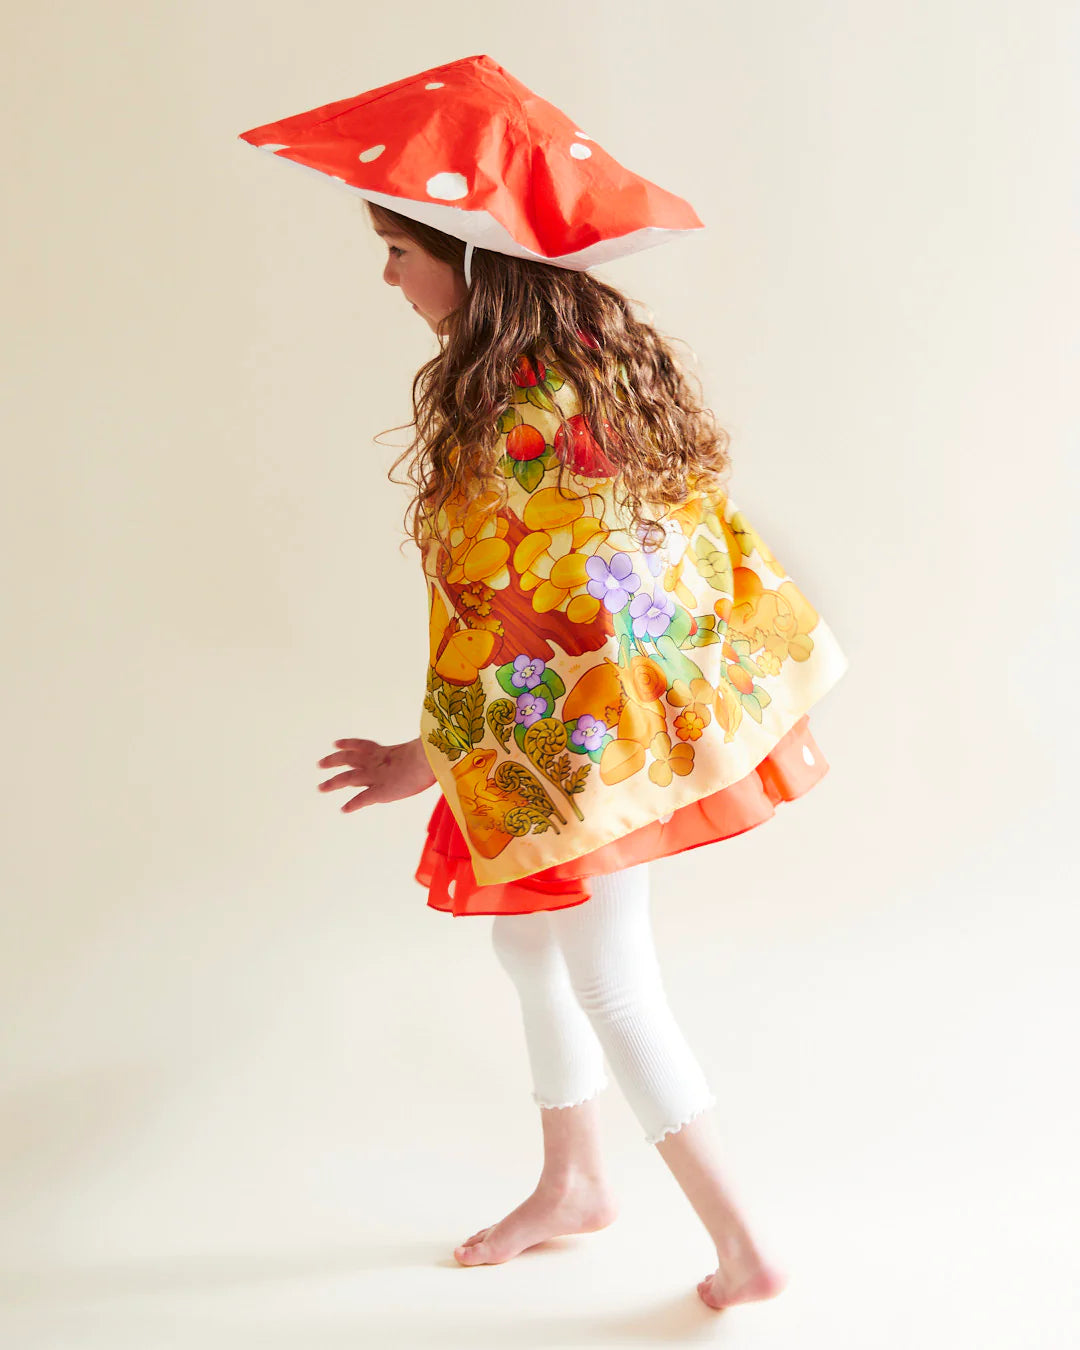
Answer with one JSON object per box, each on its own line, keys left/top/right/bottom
{"left": 647, "top": 732, "right": 695, "bottom": 787}
{"left": 666, "top": 676, "right": 717, "bottom": 742}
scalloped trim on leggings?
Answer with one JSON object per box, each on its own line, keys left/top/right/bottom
{"left": 644, "top": 1093, "right": 718, "bottom": 1145}
{"left": 531, "top": 1078, "right": 610, "bottom": 1111}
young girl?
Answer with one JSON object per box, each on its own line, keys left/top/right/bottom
{"left": 243, "top": 53, "right": 849, "bottom": 1313}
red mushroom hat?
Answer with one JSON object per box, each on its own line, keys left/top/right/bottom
{"left": 237, "top": 52, "right": 704, "bottom": 283}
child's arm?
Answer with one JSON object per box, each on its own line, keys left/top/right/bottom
{"left": 316, "top": 736, "right": 436, "bottom": 813}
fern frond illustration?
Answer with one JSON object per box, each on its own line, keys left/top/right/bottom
{"left": 492, "top": 760, "right": 567, "bottom": 832}
{"left": 494, "top": 761, "right": 569, "bottom": 831}
{"left": 426, "top": 673, "right": 487, "bottom": 760}
{"left": 486, "top": 698, "right": 516, "bottom": 748}
{"left": 522, "top": 718, "right": 588, "bottom": 820}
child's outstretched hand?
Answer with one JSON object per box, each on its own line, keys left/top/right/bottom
{"left": 317, "top": 736, "right": 437, "bottom": 812}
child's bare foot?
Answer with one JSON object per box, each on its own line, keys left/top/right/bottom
{"left": 453, "top": 1178, "right": 618, "bottom": 1266}
{"left": 696, "top": 1251, "right": 788, "bottom": 1311}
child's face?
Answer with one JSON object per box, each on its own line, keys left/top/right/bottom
{"left": 376, "top": 226, "right": 468, "bottom": 335}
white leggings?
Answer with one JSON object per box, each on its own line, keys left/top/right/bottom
{"left": 491, "top": 862, "right": 717, "bottom": 1145}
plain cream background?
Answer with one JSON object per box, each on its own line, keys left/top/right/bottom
{"left": 4, "top": 2, "right": 1077, "bottom": 1346}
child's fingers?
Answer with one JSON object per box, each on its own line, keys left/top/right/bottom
{"left": 342, "top": 784, "right": 391, "bottom": 811}
{"left": 318, "top": 744, "right": 381, "bottom": 770}
{"left": 318, "top": 768, "right": 375, "bottom": 792}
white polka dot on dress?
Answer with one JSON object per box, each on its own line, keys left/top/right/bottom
{"left": 802, "top": 745, "right": 815, "bottom": 766}
{"left": 425, "top": 81, "right": 445, "bottom": 89}
{"left": 358, "top": 144, "right": 385, "bottom": 162}
{"left": 570, "top": 143, "right": 592, "bottom": 159}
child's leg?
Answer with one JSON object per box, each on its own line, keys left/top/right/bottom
{"left": 490, "top": 909, "right": 610, "bottom": 1113}
{"left": 546, "top": 863, "right": 717, "bottom": 1145}
{"left": 658, "top": 1114, "right": 787, "bottom": 1310}
{"left": 452, "top": 910, "right": 619, "bottom": 1266}
{"left": 547, "top": 864, "right": 785, "bottom": 1310}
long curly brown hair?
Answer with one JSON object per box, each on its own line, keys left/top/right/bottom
{"left": 366, "top": 201, "right": 733, "bottom": 552}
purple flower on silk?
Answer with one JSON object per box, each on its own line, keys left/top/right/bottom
{"left": 585, "top": 552, "right": 641, "bottom": 614}
{"left": 515, "top": 690, "right": 548, "bottom": 728}
{"left": 570, "top": 713, "right": 608, "bottom": 752}
{"left": 511, "top": 654, "right": 546, "bottom": 690}
{"left": 628, "top": 589, "right": 676, "bottom": 639}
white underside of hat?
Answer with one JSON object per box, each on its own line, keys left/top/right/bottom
{"left": 257, "top": 148, "right": 700, "bottom": 271}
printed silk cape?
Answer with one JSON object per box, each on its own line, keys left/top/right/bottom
{"left": 417, "top": 340, "right": 850, "bottom": 909}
